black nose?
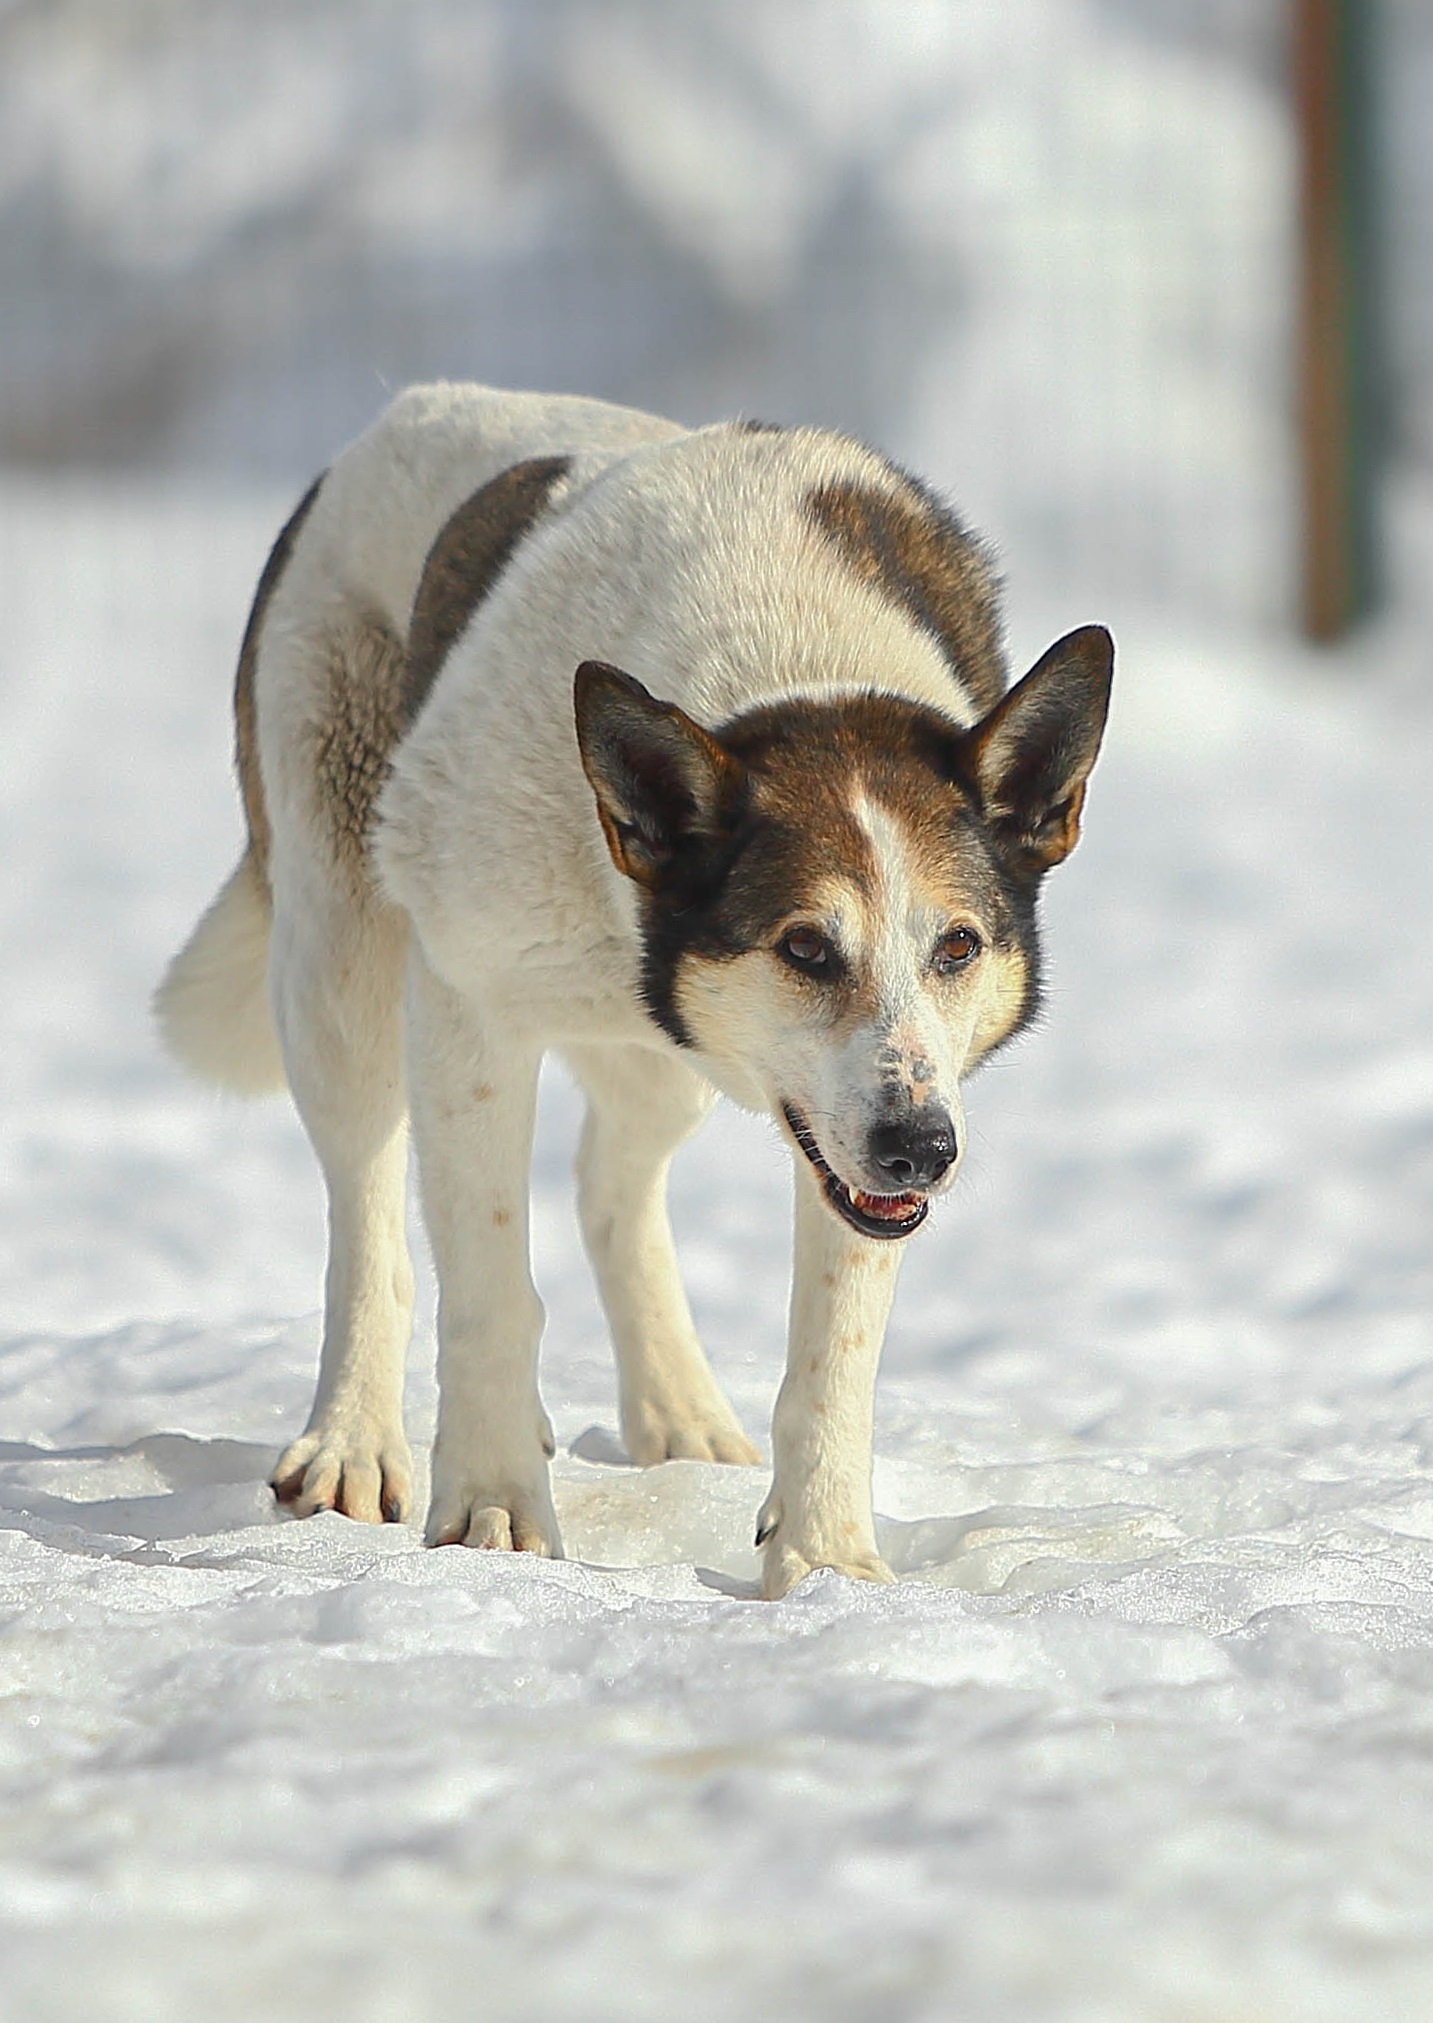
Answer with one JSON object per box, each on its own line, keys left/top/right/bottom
{"left": 867, "top": 1112, "right": 958, "bottom": 1191}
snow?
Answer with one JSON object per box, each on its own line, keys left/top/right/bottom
{"left": 4, "top": 472, "right": 1433, "bottom": 2022}
{"left": 5, "top": 0, "right": 1433, "bottom": 2009}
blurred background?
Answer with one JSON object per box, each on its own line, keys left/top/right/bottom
{"left": 4, "top": 0, "right": 1433, "bottom": 1343}
{"left": 3, "top": 0, "right": 1430, "bottom": 639}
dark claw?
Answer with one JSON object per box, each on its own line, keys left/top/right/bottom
{"left": 754, "top": 1517, "right": 776, "bottom": 1547}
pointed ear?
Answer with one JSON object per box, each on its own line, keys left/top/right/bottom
{"left": 573, "top": 661, "right": 747, "bottom": 887}
{"left": 965, "top": 625, "right": 1113, "bottom": 875}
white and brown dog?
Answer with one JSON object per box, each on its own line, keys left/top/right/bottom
{"left": 156, "top": 384, "right": 1111, "bottom": 1598}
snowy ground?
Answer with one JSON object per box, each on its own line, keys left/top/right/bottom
{"left": 3, "top": 477, "right": 1433, "bottom": 2021}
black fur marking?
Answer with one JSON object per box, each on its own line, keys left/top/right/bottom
{"left": 234, "top": 470, "right": 326, "bottom": 883}
{"left": 634, "top": 794, "right": 761, "bottom": 1049}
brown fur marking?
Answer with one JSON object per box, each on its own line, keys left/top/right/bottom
{"left": 308, "top": 608, "right": 409, "bottom": 881}
{"left": 719, "top": 693, "right": 1005, "bottom": 943}
{"left": 234, "top": 472, "right": 325, "bottom": 887}
{"left": 401, "top": 455, "right": 573, "bottom": 729}
{"left": 806, "top": 474, "right": 1006, "bottom": 714}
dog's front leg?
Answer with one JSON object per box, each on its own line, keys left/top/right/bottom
{"left": 568, "top": 1041, "right": 760, "bottom": 1467}
{"left": 757, "top": 1160, "right": 903, "bottom": 1599}
{"left": 406, "top": 955, "right": 560, "bottom": 1556}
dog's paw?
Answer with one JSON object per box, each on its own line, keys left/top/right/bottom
{"left": 272, "top": 1426, "right": 414, "bottom": 1524}
{"left": 760, "top": 1544, "right": 896, "bottom": 1600}
{"left": 425, "top": 1472, "right": 563, "bottom": 1556}
{"left": 622, "top": 1392, "right": 762, "bottom": 1468}
{"left": 754, "top": 1493, "right": 895, "bottom": 1599}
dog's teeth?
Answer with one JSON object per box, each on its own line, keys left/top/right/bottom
{"left": 850, "top": 1188, "right": 921, "bottom": 1220}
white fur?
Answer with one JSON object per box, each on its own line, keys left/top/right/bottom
{"left": 162, "top": 383, "right": 1007, "bottom": 1597}
{"left": 756, "top": 1160, "right": 903, "bottom": 1595}
{"left": 795, "top": 792, "right": 974, "bottom": 1197}
{"left": 155, "top": 854, "right": 286, "bottom": 1094}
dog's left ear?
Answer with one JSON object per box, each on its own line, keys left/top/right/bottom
{"left": 963, "top": 625, "right": 1113, "bottom": 875}
{"left": 574, "top": 661, "right": 747, "bottom": 888}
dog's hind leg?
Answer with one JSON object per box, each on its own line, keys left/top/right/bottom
{"left": 406, "top": 956, "right": 560, "bottom": 1554}
{"left": 269, "top": 889, "right": 416, "bottom": 1524}
{"left": 567, "top": 1042, "right": 760, "bottom": 1467}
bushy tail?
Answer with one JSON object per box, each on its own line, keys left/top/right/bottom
{"left": 153, "top": 852, "right": 287, "bottom": 1095}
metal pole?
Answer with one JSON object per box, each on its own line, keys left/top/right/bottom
{"left": 1294, "top": 0, "right": 1380, "bottom": 640}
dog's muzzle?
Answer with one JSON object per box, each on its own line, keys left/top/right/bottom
{"left": 782, "top": 1103, "right": 941, "bottom": 1241}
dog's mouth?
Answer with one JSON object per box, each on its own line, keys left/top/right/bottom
{"left": 781, "top": 1104, "right": 930, "bottom": 1242}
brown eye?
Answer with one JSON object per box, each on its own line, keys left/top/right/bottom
{"left": 779, "top": 927, "right": 836, "bottom": 975}
{"left": 934, "top": 926, "right": 982, "bottom": 975}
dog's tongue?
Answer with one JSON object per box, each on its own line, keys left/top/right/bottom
{"left": 849, "top": 1187, "right": 923, "bottom": 1221}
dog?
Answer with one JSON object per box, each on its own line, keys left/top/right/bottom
{"left": 155, "top": 383, "right": 1111, "bottom": 1599}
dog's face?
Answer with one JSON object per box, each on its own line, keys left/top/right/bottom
{"left": 575, "top": 628, "right": 1112, "bottom": 1242}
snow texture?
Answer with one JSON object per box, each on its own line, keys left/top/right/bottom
{"left": 4, "top": 2, "right": 1433, "bottom": 2014}
{"left": 3, "top": 465, "right": 1433, "bottom": 2023}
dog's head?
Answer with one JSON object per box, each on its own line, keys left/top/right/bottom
{"left": 574, "top": 627, "right": 1112, "bottom": 1241}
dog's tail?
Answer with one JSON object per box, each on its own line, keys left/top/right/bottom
{"left": 153, "top": 850, "right": 287, "bottom": 1095}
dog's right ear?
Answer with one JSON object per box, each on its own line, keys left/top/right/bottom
{"left": 574, "top": 662, "right": 747, "bottom": 888}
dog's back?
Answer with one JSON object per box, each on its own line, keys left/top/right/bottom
{"left": 154, "top": 384, "right": 686, "bottom": 1088}
{"left": 159, "top": 382, "right": 1006, "bottom": 1081}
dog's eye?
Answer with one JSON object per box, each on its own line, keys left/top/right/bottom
{"left": 934, "top": 926, "right": 982, "bottom": 974}
{"left": 779, "top": 927, "right": 836, "bottom": 975}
